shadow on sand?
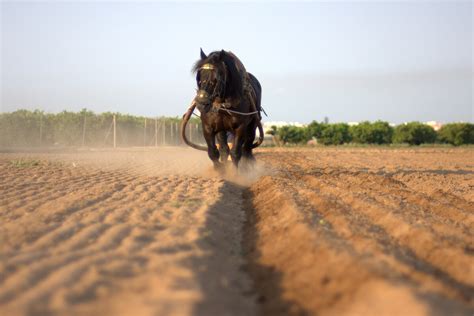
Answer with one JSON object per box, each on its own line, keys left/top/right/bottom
{"left": 241, "top": 188, "right": 309, "bottom": 316}
{"left": 179, "top": 180, "right": 304, "bottom": 316}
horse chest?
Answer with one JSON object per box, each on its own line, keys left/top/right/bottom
{"left": 202, "top": 112, "right": 239, "bottom": 132}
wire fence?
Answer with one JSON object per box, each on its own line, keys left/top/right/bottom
{"left": 0, "top": 110, "right": 206, "bottom": 148}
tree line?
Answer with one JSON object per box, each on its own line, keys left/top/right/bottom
{"left": 268, "top": 121, "right": 474, "bottom": 146}
{"left": 0, "top": 109, "right": 201, "bottom": 147}
{"left": 1, "top": 110, "right": 472, "bottom": 147}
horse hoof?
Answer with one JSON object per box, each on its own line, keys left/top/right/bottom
{"left": 213, "top": 162, "right": 225, "bottom": 172}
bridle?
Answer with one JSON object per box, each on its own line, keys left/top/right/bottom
{"left": 195, "top": 62, "right": 263, "bottom": 117}
{"left": 196, "top": 63, "right": 226, "bottom": 104}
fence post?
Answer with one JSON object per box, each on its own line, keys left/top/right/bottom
{"left": 175, "top": 122, "right": 179, "bottom": 145}
{"left": 162, "top": 120, "right": 166, "bottom": 145}
{"left": 39, "top": 113, "right": 43, "bottom": 146}
{"left": 144, "top": 118, "right": 147, "bottom": 146}
{"left": 170, "top": 120, "right": 174, "bottom": 144}
{"left": 195, "top": 124, "right": 199, "bottom": 143}
{"left": 178, "top": 122, "right": 181, "bottom": 145}
{"left": 113, "top": 115, "right": 116, "bottom": 148}
{"left": 155, "top": 118, "right": 158, "bottom": 147}
{"left": 82, "top": 113, "right": 86, "bottom": 147}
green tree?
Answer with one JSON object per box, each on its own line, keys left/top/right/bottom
{"left": 437, "top": 123, "right": 474, "bottom": 146}
{"left": 319, "top": 123, "right": 351, "bottom": 145}
{"left": 393, "top": 122, "right": 437, "bottom": 145}
{"left": 0, "top": 109, "right": 184, "bottom": 147}
{"left": 0, "top": 110, "right": 49, "bottom": 146}
{"left": 277, "top": 125, "right": 308, "bottom": 144}
{"left": 350, "top": 121, "right": 393, "bottom": 144}
{"left": 305, "top": 121, "right": 326, "bottom": 140}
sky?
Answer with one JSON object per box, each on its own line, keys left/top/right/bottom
{"left": 1, "top": 0, "right": 473, "bottom": 124}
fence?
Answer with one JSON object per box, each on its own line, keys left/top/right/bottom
{"left": 0, "top": 110, "right": 206, "bottom": 148}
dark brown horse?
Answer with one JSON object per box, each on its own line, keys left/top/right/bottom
{"left": 181, "top": 49, "right": 264, "bottom": 169}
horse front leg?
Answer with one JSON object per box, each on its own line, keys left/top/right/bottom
{"left": 203, "top": 126, "right": 221, "bottom": 170}
{"left": 230, "top": 126, "right": 245, "bottom": 168}
{"left": 216, "top": 131, "right": 230, "bottom": 163}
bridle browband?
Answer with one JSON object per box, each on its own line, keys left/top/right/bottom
{"left": 200, "top": 63, "right": 214, "bottom": 70}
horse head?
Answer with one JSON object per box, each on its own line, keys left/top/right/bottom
{"left": 192, "top": 49, "right": 244, "bottom": 111}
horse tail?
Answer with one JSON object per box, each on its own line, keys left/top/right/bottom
{"left": 252, "top": 120, "right": 264, "bottom": 149}
{"left": 181, "top": 101, "right": 207, "bottom": 151}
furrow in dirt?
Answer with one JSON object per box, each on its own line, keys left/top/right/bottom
{"left": 244, "top": 149, "right": 474, "bottom": 316}
{"left": 299, "top": 173, "right": 474, "bottom": 284}
{"left": 301, "top": 176, "right": 471, "bottom": 299}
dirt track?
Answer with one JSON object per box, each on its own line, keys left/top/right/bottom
{"left": 0, "top": 147, "right": 473, "bottom": 315}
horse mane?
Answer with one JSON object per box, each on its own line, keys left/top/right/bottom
{"left": 192, "top": 50, "right": 244, "bottom": 100}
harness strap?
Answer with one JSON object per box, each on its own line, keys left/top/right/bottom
{"left": 218, "top": 107, "right": 259, "bottom": 116}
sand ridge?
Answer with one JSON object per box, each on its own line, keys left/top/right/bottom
{"left": 245, "top": 148, "right": 474, "bottom": 315}
{"left": 0, "top": 148, "right": 258, "bottom": 316}
{"left": 1, "top": 147, "right": 473, "bottom": 316}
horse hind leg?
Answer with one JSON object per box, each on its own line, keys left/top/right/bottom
{"left": 242, "top": 145, "right": 255, "bottom": 162}
{"left": 242, "top": 123, "right": 257, "bottom": 162}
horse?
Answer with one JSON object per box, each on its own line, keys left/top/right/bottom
{"left": 181, "top": 49, "right": 264, "bottom": 170}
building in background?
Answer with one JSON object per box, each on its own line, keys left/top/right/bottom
{"left": 262, "top": 121, "right": 306, "bottom": 135}
{"left": 424, "top": 121, "right": 443, "bottom": 131}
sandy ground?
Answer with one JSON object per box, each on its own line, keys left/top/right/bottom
{"left": 246, "top": 147, "right": 474, "bottom": 316}
{"left": 0, "top": 147, "right": 473, "bottom": 316}
{"left": 0, "top": 148, "right": 260, "bottom": 316}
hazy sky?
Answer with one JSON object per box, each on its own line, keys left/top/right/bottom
{"left": 1, "top": 1, "right": 473, "bottom": 123}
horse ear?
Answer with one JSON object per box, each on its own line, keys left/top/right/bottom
{"left": 200, "top": 48, "right": 207, "bottom": 59}
{"left": 219, "top": 49, "right": 226, "bottom": 59}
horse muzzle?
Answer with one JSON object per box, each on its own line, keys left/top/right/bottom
{"left": 195, "top": 89, "right": 211, "bottom": 104}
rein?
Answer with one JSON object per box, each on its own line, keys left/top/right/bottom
{"left": 218, "top": 106, "right": 259, "bottom": 116}
{"left": 191, "top": 104, "right": 259, "bottom": 118}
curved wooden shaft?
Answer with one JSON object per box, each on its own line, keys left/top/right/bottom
{"left": 180, "top": 102, "right": 207, "bottom": 151}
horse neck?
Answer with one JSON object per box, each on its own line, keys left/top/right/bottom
{"left": 227, "top": 52, "right": 247, "bottom": 73}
